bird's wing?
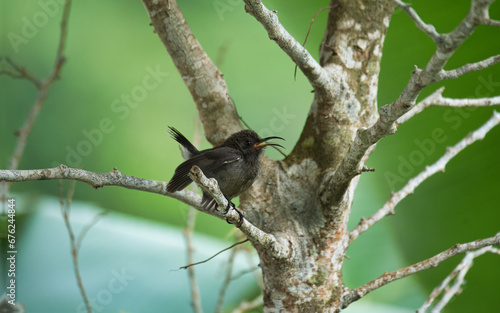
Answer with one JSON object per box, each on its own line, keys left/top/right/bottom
{"left": 166, "top": 147, "right": 241, "bottom": 193}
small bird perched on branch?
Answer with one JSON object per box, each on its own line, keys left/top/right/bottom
{"left": 166, "top": 127, "right": 284, "bottom": 226}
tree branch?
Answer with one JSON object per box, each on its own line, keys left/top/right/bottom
{"left": 231, "top": 295, "right": 263, "bottom": 313}
{"left": 0, "top": 165, "right": 291, "bottom": 260}
{"left": 418, "top": 246, "right": 500, "bottom": 313}
{"left": 1, "top": 0, "right": 72, "bottom": 205}
{"left": 141, "top": 0, "right": 242, "bottom": 144}
{"left": 390, "top": 0, "right": 441, "bottom": 42}
{"left": 328, "top": 0, "right": 499, "bottom": 200}
{"left": 242, "top": 0, "right": 336, "bottom": 103}
{"left": 180, "top": 239, "right": 248, "bottom": 270}
{"left": 215, "top": 243, "right": 239, "bottom": 313}
{"left": 485, "top": 19, "right": 500, "bottom": 26}
{"left": 183, "top": 207, "right": 203, "bottom": 313}
{"left": 0, "top": 165, "right": 202, "bottom": 207}
{"left": 437, "top": 54, "right": 500, "bottom": 82}
{"left": 398, "top": 87, "right": 500, "bottom": 124}
{"left": 3, "top": 57, "right": 42, "bottom": 88}
{"left": 341, "top": 232, "right": 500, "bottom": 308}
{"left": 58, "top": 180, "right": 92, "bottom": 313}
{"left": 183, "top": 120, "right": 203, "bottom": 313}
{"left": 188, "top": 166, "right": 291, "bottom": 260}
{"left": 349, "top": 111, "right": 500, "bottom": 243}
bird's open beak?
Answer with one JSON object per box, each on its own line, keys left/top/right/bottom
{"left": 254, "top": 136, "right": 285, "bottom": 150}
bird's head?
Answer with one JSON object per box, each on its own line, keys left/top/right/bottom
{"left": 223, "top": 130, "right": 285, "bottom": 155}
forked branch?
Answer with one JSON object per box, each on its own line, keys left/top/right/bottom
{"left": 349, "top": 111, "right": 500, "bottom": 243}
{"left": 242, "top": 0, "right": 336, "bottom": 104}
{"left": 1, "top": 0, "right": 72, "bottom": 205}
{"left": 399, "top": 87, "right": 500, "bottom": 124}
{"left": 341, "top": 232, "right": 500, "bottom": 308}
{"left": 0, "top": 165, "right": 290, "bottom": 260}
{"left": 418, "top": 246, "right": 500, "bottom": 312}
{"left": 329, "top": 0, "right": 499, "bottom": 200}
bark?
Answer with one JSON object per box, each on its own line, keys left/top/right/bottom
{"left": 241, "top": 2, "right": 394, "bottom": 311}
{"left": 141, "top": 0, "right": 243, "bottom": 144}
{"left": 141, "top": 0, "right": 393, "bottom": 311}
{"left": 3, "top": 0, "right": 498, "bottom": 312}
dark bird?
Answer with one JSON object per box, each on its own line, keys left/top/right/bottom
{"left": 166, "top": 127, "right": 284, "bottom": 224}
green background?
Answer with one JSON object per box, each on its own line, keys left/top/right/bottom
{"left": 1, "top": 0, "right": 499, "bottom": 312}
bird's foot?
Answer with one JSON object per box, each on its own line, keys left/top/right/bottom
{"left": 225, "top": 201, "right": 244, "bottom": 228}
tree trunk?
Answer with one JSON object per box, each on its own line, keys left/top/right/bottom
{"left": 141, "top": 0, "right": 395, "bottom": 310}
{"left": 238, "top": 1, "right": 394, "bottom": 311}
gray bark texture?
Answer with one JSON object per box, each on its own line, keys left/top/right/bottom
{"left": 142, "top": 1, "right": 392, "bottom": 311}
{"left": 2, "top": 0, "right": 499, "bottom": 312}
{"left": 137, "top": 0, "right": 500, "bottom": 311}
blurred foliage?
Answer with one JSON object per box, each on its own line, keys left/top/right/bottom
{"left": 2, "top": 0, "right": 499, "bottom": 312}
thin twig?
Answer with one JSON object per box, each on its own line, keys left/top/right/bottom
{"left": 75, "top": 210, "right": 108, "bottom": 252}
{"left": 294, "top": 5, "right": 336, "bottom": 80}
{"left": 183, "top": 207, "right": 203, "bottom": 313}
{"left": 230, "top": 266, "right": 260, "bottom": 282}
{"left": 349, "top": 111, "right": 500, "bottom": 243}
{"left": 1, "top": 0, "right": 72, "bottom": 209}
{"left": 3, "top": 57, "right": 42, "bottom": 88}
{"left": 58, "top": 180, "right": 92, "bottom": 313}
{"left": 436, "top": 54, "right": 500, "bottom": 82}
{"left": 180, "top": 239, "right": 249, "bottom": 270}
{"left": 418, "top": 246, "right": 500, "bottom": 313}
{"left": 390, "top": 0, "right": 441, "bottom": 42}
{"left": 243, "top": 0, "right": 335, "bottom": 103}
{"left": 231, "top": 295, "right": 264, "bottom": 313}
{"left": 183, "top": 117, "right": 204, "bottom": 313}
{"left": 215, "top": 243, "right": 239, "bottom": 313}
{"left": 328, "top": 0, "right": 499, "bottom": 203}
{"left": 341, "top": 232, "right": 500, "bottom": 308}
{"left": 398, "top": 87, "right": 500, "bottom": 124}
{"left": 244, "top": 248, "right": 263, "bottom": 290}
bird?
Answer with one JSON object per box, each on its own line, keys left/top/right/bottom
{"left": 166, "top": 127, "right": 284, "bottom": 226}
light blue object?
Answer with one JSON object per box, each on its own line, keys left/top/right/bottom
{"left": 13, "top": 196, "right": 258, "bottom": 313}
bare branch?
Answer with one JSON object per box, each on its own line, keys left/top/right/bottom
{"left": 188, "top": 166, "right": 291, "bottom": 260}
{"left": 75, "top": 210, "right": 108, "bottom": 253}
{"left": 0, "top": 164, "right": 290, "bottom": 259}
{"left": 183, "top": 206, "right": 203, "bottom": 313}
{"left": 183, "top": 119, "right": 203, "bottom": 313}
{"left": 180, "top": 239, "right": 248, "bottom": 270}
{"left": 294, "top": 6, "right": 336, "bottom": 80}
{"left": 58, "top": 180, "right": 92, "bottom": 313}
{"left": 215, "top": 243, "right": 240, "bottom": 313}
{"left": 341, "top": 232, "right": 500, "bottom": 308}
{"left": 242, "top": 0, "right": 336, "bottom": 103}
{"left": 398, "top": 87, "right": 500, "bottom": 124}
{"left": 390, "top": 0, "right": 441, "bottom": 42}
{"left": 141, "top": 0, "right": 242, "bottom": 143}
{"left": 329, "top": 0, "right": 499, "bottom": 199}
{"left": 437, "top": 54, "right": 500, "bottom": 81}
{"left": 349, "top": 111, "right": 500, "bottom": 243}
{"left": 0, "top": 165, "right": 202, "bottom": 208}
{"left": 231, "top": 295, "right": 263, "bottom": 313}
{"left": 3, "top": 57, "right": 42, "bottom": 88}
{"left": 485, "top": 19, "right": 500, "bottom": 27}
{"left": 8, "top": 0, "right": 70, "bottom": 171}
{"left": 418, "top": 246, "right": 500, "bottom": 313}
{"left": 1, "top": 0, "right": 72, "bottom": 206}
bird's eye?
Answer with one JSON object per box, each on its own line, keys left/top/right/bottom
{"left": 245, "top": 140, "right": 251, "bottom": 146}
